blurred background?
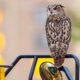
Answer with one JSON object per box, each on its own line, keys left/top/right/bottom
{"left": 0, "top": 0, "right": 80, "bottom": 80}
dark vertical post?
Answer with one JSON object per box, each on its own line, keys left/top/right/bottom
{"left": 59, "top": 66, "right": 73, "bottom": 80}
{"left": 74, "top": 55, "right": 79, "bottom": 80}
{"left": 28, "top": 56, "right": 38, "bottom": 80}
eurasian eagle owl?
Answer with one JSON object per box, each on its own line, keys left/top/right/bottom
{"left": 45, "top": 4, "right": 71, "bottom": 67}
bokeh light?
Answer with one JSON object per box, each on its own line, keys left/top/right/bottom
{"left": 0, "top": 10, "right": 4, "bottom": 25}
{"left": 0, "top": 32, "right": 6, "bottom": 53}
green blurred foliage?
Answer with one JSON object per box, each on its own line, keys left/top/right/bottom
{"left": 69, "top": 11, "right": 80, "bottom": 41}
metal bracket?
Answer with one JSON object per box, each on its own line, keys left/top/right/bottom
{"left": 0, "top": 54, "right": 79, "bottom": 80}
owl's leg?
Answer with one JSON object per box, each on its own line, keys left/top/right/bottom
{"left": 61, "top": 49, "right": 66, "bottom": 58}
{"left": 53, "top": 51, "right": 65, "bottom": 67}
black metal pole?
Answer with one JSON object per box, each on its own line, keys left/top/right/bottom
{"left": 28, "top": 56, "right": 38, "bottom": 80}
{"left": 59, "top": 66, "right": 73, "bottom": 80}
{"left": 4, "top": 54, "right": 79, "bottom": 80}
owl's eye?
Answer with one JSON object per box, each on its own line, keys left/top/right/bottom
{"left": 48, "top": 7, "right": 50, "bottom": 10}
{"left": 54, "top": 7, "right": 57, "bottom": 10}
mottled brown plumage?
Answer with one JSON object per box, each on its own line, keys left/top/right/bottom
{"left": 46, "top": 4, "right": 71, "bottom": 67}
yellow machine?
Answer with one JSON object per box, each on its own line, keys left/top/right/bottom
{"left": 0, "top": 32, "right": 6, "bottom": 80}
{"left": 0, "top": 56, "right": 5, "bottom": 80}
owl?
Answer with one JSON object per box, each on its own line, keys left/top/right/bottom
{"left": 46, "top": 4, "right": 71, "bottom": 67}
{"left": 40, "top": 62, "right": 63, "bottom": 80}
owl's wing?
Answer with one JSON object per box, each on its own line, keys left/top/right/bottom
{"left": 45, "top": 17, "right": 57, "bottom": 55}
{"left": 60, "top": 17, "right": 71, "bottom": 57}
{"left": 45, "top": 17, "right": 71, "bottom": 67}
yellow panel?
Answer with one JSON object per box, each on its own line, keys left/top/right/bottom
{"left": 0, "top": 32, "right": 5, "bottom": 80}
{"left": 0, "top": 56, "right": 5, "bottom": 80}
{"left": 34, "top": 58, "right": 54, "bottom": 79}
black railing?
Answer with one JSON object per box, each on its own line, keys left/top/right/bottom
{"left": 0, "top": 54, "right": 79, "bottom": 80}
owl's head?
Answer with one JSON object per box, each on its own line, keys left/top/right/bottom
{"left": 47, "top": 4, "right": 65, "bottom": 17}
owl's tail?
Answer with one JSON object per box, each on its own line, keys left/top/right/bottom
{"left": 51, "top": 52, "right": 65, "bottom": 67}
{"left": 54, "top": 57, "right": 64, "bottom": 67}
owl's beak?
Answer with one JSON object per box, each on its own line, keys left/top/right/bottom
{"left": 50, "top": 11, "right": 52, "bottom": 14}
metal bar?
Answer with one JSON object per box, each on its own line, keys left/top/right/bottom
{"left": 59, "top": 66, "right": 73, "bottom": 80}
{"left": 5, "top": 55, "right": 35, "bottom": 76}
{"left": 28, "top": 56, "right": 38, "bottom": 80}
{"left": 0, "top": 65, "right": 12, "bottom": 68}
{"left": 65, "top": 54, "right": 79, "bottom": 80}
{"left": 5, "top": 55, "right": 22, "bottom": 76}
{"left": 28, "top": 54, "right": 79, "bottom": 80}
{"left": 5, "top": 54, "right": 79, "bottom": 80}
{"left": 72, "top": 55, "right": 79, "bottom": 80}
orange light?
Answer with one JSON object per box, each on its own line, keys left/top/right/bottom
{"left": 0, "top": 32, "right": 6, "bottom": 53}
{"left": 0, "top": 10, "right": 4, "bottom": 25}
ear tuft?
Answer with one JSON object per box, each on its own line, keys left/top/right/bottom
{"left": 59, "top": 4, "right": 65, "bottom": 8}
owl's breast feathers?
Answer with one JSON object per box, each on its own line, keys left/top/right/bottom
{"left": 46, "top": 15, "right": 71, "bottom": 67}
